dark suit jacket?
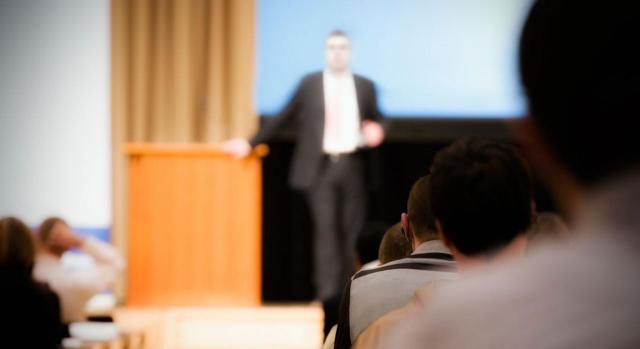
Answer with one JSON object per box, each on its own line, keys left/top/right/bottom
{"left": 250, "top": 71, "right": 383, "bottom": 191}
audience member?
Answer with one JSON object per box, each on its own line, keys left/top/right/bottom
{"left": 333, "top": 176, "right": 457, "bottom": 349}
{"left": 378, "top": 222, "right": 412, "bottom": 265}
{"left": 0, "top": 216, "right": 64, "bottom": 348}
{"left": 33, "top": 217, "right": 125, "bottom": 323}
{"left": 369, "top": 0, "right": 640, "bottom": 347}
{"left": 354, "top": 139, "right": 533, "bottom": 348}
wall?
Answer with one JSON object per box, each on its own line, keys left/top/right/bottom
{"left": 257, "top": 0, "right": 533, "bottom": 117}
{"left": 0, "top": 0, "right": 111, "bottom": 239}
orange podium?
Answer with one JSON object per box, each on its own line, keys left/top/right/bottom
{"left": 124, "top": 143, "right": 267, "bottom": 306}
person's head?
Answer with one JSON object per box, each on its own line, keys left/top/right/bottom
{"left": 516, "top": 0, "right": 639, "bottom": 216}
{"left": 401, "top": 176, "right": 439, "bottom": 250}
{"left": 527, "top": 212, "right": 571, "bottom": 249}
{"left": 0, "top": 216, "right": 36, "bottom": 275}
{"left": 37, "top": 217, "right": 71, "bottom": 256}
{"left": 325, "top": 30, "right": 351, "bottom": 73}
{"left": 429, "top": 139, "right": 533, "bottom": 264}
{"left": 379, "top": 222, "right": 412, "bottom": 265}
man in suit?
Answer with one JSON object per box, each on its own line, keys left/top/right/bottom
{"left": 224, "top": 30, "right": 385, "bottom": 326}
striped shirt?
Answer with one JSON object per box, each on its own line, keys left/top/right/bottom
{"left": 334, "top": 240, "right": 457, "bottom": 348}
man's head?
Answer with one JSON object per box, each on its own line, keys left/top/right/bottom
{"left": 0, "top": 216, "right": 36, "bottom": 275}
{"left": 517, "top": 0, "right": 639, "bottom": 212}
{"left": 429, "top": 139, "right": 533, "bottom": 259}
{"left": 401, "top": 176, "right": 439, "bottom": 250}
{"left": 37, "top": 217, "right": 75, "bottom": 257}
{"left": 379, "top": 222, "right": 412, "bottom": 265}
{"left": 325, "top": 30, "right": 351, "bottom": 73}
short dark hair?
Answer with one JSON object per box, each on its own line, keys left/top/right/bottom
{"left": 0, "top": 216, "right": 36, "bottom": 274}
{"left": 429, "top": 139, "right": 533, "bottom": 256}
{"left": 327, "top": 30, "right": 349, "bottom": 40}
{"left": 519, "top": 0, "right": 640, "bottom": 186}
{"left": 407, "top": 176, "right": 438, "bottom": 241}
{"left": 378, "top": 222, "right": 412, "bottom": 265}
{"left": 37, "top": 217, "right": 68, "bottom": 244}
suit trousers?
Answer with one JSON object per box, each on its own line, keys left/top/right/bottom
{"left": 306, "top": 153, "right": 367, "bottom": 301}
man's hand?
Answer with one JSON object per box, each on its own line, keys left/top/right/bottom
{"left": 362, "top": 120, "right": 385, "bottom": 148}
{"left": 222, "top": 138, "right": 252, "bottom": 159}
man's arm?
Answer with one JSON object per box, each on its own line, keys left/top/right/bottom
{"left": 364, "top": 82, "right": 383, "bottom": 122}
{"left": 250, "top": 77, "right": 306, "bottom": 146}
{"left": 223, "top": 77, "right": 306, "bottom": 158}
{"left": 361, "top": 81, "right": 386, "bottom": 148}
{"left": 64, "top": 237, "right": 125, "bottom": 294}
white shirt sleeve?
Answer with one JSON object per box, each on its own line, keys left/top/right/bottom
{"left": 66, "top": 237, "right": 125, "bottom": 294}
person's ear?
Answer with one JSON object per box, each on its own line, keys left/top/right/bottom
{"left": 401, "top": 213, "right": 413, "bottom": 247}
{"left": 400, "top": 212, "right": 411, "bottom": 241}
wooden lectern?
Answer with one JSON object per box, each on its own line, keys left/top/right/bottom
{"left": 124, "top": 144, "right": 267, "bottom": 306}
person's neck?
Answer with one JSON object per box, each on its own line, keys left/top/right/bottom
{"left": 326, "top": 67, "right": 350, "bottom": 76}
{"left": 453, "top": 234, "right": 528, "bottom": 274}
{"left": 412, "top": 237, "right": 439, "bottom": 251}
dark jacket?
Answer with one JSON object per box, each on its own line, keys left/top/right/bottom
{"left": 250, "top": 71, "right": 383, "bottom": 191}
{"left": 0, "top": 268, "right": 65, "bottom": 349}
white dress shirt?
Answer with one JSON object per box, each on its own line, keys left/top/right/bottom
{"left": 322, "top": 70, "right": 362, "bottom": 154}
{"left": 33, "top": 237, "right": 125, "bottom": 323}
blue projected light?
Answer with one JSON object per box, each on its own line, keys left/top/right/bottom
{"left": 256, "top": 0, "right": 533, "bottom": 118}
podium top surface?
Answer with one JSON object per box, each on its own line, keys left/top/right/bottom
{"left": 124, "top": 143, "right": 269, "bottom": 157}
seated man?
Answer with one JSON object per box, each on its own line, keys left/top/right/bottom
{"left": 33, "top": 217, "right": 125, "bottom": 323}
{"left": 354, "top": 139, "right": 533, "bottom": 348}
{"left": 334, "top": 176, "right": 457, "bottom": 349}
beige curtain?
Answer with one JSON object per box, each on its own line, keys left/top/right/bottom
{"left": 110, "top": 0, "right": 257, "bottom": 295}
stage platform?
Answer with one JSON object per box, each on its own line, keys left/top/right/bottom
{"left": 114, "top": 304, "right": 324, "bottom": 349}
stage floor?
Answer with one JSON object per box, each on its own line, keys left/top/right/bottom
{"left": 115, "top": 304, "right": 324, "bottom": 349}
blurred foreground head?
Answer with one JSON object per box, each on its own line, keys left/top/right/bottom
{"left": 516, "top": 0, "right": 640, "bottom": 216}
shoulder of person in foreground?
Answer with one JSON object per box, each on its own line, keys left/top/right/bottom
{"left": 377, "top": 239, "right": 640, "bottom": 349}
